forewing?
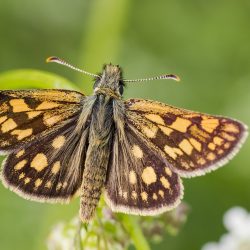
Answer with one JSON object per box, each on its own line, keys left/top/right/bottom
{"left": 125, "top": 99, "right": 248, "bottom": 177}
{"left": 0, "top": 89, "right": 83, "bottom": 152}
{"left": 105, "top": 123, "right": 183, "bottom": 215}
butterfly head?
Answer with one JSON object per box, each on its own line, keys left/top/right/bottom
{"left": 94, "top": 64, "right": 124, "bottom": 97}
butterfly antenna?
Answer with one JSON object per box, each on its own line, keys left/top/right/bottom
{"left": 46, "top": 56, "right": 100, "bottom": 79}
{"left": 124, "top": 74, "right": 180, "bottom": 83}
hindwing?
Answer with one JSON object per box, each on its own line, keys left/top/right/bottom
{"left": 104, "top": 101, "right": 183, "bottom": 215}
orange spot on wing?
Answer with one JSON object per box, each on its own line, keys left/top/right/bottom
{"left": 169, "top": 117, "right": 191, "bottom": 132}
{"left": 201, "top": 118, "right": 219, "bottom": 133}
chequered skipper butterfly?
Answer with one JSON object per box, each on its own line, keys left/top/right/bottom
{"left": 0, "top": 57, "right": 248, "bottom": 222}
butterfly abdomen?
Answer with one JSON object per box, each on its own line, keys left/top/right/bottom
{"left": 79, "top": 95, "right": 114, "bottom": 222}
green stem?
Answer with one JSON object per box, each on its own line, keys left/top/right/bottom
{"left": 77, "top": 0, "right": 131, "bottom": 93}
{"left": 118, "top": 214, "right": 151, "bottom": 250}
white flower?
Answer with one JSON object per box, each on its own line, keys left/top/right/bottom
{"left": 47, "top": 217, "right": 88, "bottom": 250}
{"left": 202, "top": 207, "right": 250, "bottom": 250}
{"left": 47, "top": 222, "right": 73, "bottom": 250}
{"left": 46, "top": 212, "right": 127, "bottom": 250}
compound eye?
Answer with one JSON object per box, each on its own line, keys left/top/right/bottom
{"left": 119, "top": 84, "right": 124, "bottom": 95}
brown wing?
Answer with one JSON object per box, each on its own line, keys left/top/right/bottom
{"left": 0, "top": 89, "right": 83, "bottom": 152}
{"left": 104, "top": 107, "right": 183, "bottom": 215}
{"left": 124, "top": 99, "right": 248, "bottom": 177}
{"left": 0, "top": 89, "right": 94, "bottom": 203}
{"left": 1, "top": 120, "right": 89, "bottom": 203}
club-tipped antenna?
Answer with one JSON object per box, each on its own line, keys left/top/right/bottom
{"left": 124, "top": 74, "right": 180, "bottom": 83}
{"left": 46, "top": 56, "right": 100, "bottom": 79}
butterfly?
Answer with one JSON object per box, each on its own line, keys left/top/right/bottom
{"left": 0, "top": 57, "right": 248, "bottom": 222}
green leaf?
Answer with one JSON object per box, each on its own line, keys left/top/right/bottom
{"left": 0, "top": 69, "right": 79, "bottom": 90}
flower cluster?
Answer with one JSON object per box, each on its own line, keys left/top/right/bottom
{"left": 46, "top": 200, "right": 189, "bottom": 249}
{"left": 202, "top": 207, "right": 250, "bottom": 250}
{"left": 47, "top": 204, "right": 130, "bottom": 250}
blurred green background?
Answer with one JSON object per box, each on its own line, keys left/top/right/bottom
{"left": 0, "top": 0, "right": 250, "bottom": 249}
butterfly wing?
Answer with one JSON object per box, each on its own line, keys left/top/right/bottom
{"left": 124, "top": 99, "right": 248, "bottom": 177}
{"left": 104, "top": 101, "right": 183, "bottom": 215}
{"left": 104, "top": 98, "right": 247, "bottom": 215}
{"left": 0, "top": 89, "right": 83, "bottom": 152}
{"left": 0, "top": 89, "right": 95, "bottom": 203}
